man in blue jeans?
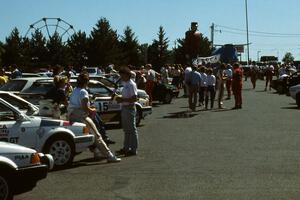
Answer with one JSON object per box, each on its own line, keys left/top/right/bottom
{"left": 115, "top": 67, "right": 138, "bottom": 156}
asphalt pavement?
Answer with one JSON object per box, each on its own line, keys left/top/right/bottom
{"left": 16, "top": 79, "right": 300, "bottom": 200}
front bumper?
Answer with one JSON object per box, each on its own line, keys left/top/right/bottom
{"left": 13, "top": 164, "right": 48, "bottom": 194}
{"left": 141, "top": 106, "right": 152, "bottom": 118}
{"left": 74, "top": 135, "right": 95, "bottom": 153}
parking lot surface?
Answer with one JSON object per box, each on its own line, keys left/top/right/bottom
{"left": 16, "top": 80, "right": 300, "bottom": 200}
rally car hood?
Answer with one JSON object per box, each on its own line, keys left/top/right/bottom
{"left": 0, "top": 142, "right": 36, "bottom": 154}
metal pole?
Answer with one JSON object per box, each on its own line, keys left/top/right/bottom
{"left": 210, "top": 23, "right": 214, "bottom": 49}
{"left": 257, "top": 51, "right": 261, "bottom": 62}
{"left": 245, "top": 0, "right": 250, "bottom": 66}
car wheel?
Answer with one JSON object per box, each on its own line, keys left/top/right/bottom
{"left": 277, "top": 85, "right": 284, "bottom": 94}
{"left": 163, "top": 92, "right": 172, "bottom": 104}
{"left": 296, "top": 93, "right": 300, "bottom": 108}
{"left": 135, "top": 108, "right": 142, "bottom": 126}
{"left": 0, "top": 175, "right": 12, "bottom": 200}
{"left": 44, "top": 135, "right": 75, "bottom": 167}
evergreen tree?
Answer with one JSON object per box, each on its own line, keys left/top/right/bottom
{"left": 282, "top": 52, "right": 294, "bottom": 64}
{"left": 0, "top": 42, "right": 4, "bottom": 67}
{"left": 148, "top": 26, "right": 170, "bottom": 71}
{"left": 173, "top": 38, "right": 186, "bottom": 65}
{"left": 88, "top": 18, "right": 121, "bottom": 67}
{"left": 46, "top": 32, "right": 70, "bottom": 66}
{"left": 67, "top": 31, "right": 89, "bottom": 68}
{"left": 29, "top": 30, "right": 48, "bottom": 67}
{"left": 2, "top": 27, "right": 22, "bottom": 67}
{"left": 119, "top": 26, "right": 140, "bottom": 66}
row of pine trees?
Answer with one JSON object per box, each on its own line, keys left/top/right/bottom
{"left": 0, "top": 18, "right": 212, "bottom": 72}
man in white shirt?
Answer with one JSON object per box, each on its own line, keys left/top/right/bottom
{"left": 205, "top": 68, "right": 216, "bottom": 109}
{"left": 224, "top": 64, "right": 233, "bottom": 99}
{"left": 116, "top": 67, "right": 139, "bottom": 156}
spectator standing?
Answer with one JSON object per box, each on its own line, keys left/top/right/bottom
{"left": 217, "top": 64, "right": 227, "bottom": 109}
{"left": 145, "top": 64, "right": 158, "bottom": 105}
{"left": 224, "top": 64, "right": 233, "bottom": 99}
{"left": 0, "top": 68, "right": 8, "bottom": 86}
{"left": 116, "top": 67, "right": 139, "bottom": 156}
{"left": 265, "top": 65, "right": 274, "bottom": 91}
{"left": 10, "top": 64, "right": 22, "bottom": 79}
{"left": 205, "top": 68, "right": 216, "bottom": 109}
{"left": 184, "top": 65, "right": 192, "bottom": 97}
{"left": 185, "top": 66, "right": 201, "bottom": 111}
{"left": 232, "top": 63, "right": 243, "bottom": 109}
{"left": 198, "top": 66, "right": 207, "bottom": 106}
{"left": 68, "top": 73, "right": 121, "bottom": 162}
{"left": 44, "top": 76, "right": 68, "bottom": 118}
{"left": 250, "top": 62, "right": 259, "bottom": 89}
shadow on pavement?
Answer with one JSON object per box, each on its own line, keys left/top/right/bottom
{"left": 211, "top": 108, "right": 234, "bottom": 112}
{"left": 163, "top": 111, "right": 198, "bottom": 118}
{"left": 50, "top": 158, "right": 108, "bottom": 172}
{"left": 280, "top": 106, "right": 299, "bottom": 110}
{"left": 105, "top": 124, "right": 121, "bottom": 130}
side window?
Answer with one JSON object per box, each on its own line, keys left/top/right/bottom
{"left": 88, "top": 84, "right": 112, "bottom": 97}
{"left": 0, "top": 103, "right": 16, "bottom": 121}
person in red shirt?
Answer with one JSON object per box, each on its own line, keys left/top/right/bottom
{"left": 232, "top": 63, "right": 243, "bottom": 109}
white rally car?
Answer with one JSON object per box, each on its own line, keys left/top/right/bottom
{"left": 289, "top": 84, "right": 300, "bottom": 107}
{"left": 0, "top": 141, "right": 53, "bottom": 199}
{"left": 0, "top": 98, "right": 94, "bottom": 167}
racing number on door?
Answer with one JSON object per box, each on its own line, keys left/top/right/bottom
{"left": 98, "top": 102, "right": 109, "bottom": 112}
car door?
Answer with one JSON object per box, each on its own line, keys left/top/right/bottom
{"left": 89, "top": 83, "right": 121, "bottom": 122}
{"left": 0, "top": 102, "right": 37, "bottom": 149}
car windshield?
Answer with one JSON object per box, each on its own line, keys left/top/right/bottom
{"left": 22, "top": 81, "right": 54, "bottom": 95}
{"left": 0, "top": 93, "right": 38, "bottom": 114}
{"left": 87, "top": 68, "right": 97, "bottom": 74}
{"left": 98, "top": 77, "right": 116, "bottom": 88}
{"left": 0, "top": 80, "right": 27, "bottom": 92}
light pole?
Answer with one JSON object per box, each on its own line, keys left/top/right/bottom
{"left": 257, "top": 51, "right": 261, "bottom": 62}
{"left": 245, "top": 0, "right": 250, "bottom": 66}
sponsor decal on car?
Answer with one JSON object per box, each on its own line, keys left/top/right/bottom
{"left": 40, "top": 119, "right": 61, "bottom": 127}
{"left": 14, "top": 154, "right": 29, "bottom": 160}
{"left": 0, "top": 125, "right": 9, "bottom": 135}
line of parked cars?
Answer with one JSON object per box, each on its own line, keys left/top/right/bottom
{"left": 269, "top": 70, "right": 300, "bottom": 107}
{"left": 0, "top": 70, "right": 180, "bottom": 198}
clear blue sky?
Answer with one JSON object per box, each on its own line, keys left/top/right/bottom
{"left": 1, "top": 0, "right": 300, "bottom": 61}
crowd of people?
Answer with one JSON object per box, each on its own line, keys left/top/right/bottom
{"left": 0, "top": 60, "right": 298, "bottom": 163}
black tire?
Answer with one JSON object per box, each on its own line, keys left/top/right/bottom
{"left": 44, "top": 135, "right": 75, "bottom": 168}
{"left": 296, "top": 93, "right": 300, "bottom": 108}
{"left": 277, "top": 85, "right": 284, "bottom": 94}
{"left": 0, "top": 174, "right": 13, "bottom": 200}
{"left": 163, "top": 92, "right": 172, "bottom": 104}
{"left": 135, "top": 107, "right": 142, "bottom": 126}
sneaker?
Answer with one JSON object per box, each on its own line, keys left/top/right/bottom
{"left": 105, "top": 139, "right": 116, "bottom": 145}
{"left": 107, "top": 155, "right": 121, "bottom": 163}
{"left": 125, "top": 151, "right": 137, "bottom": 157}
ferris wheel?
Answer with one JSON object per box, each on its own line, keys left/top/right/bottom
{"left": 25, "top": 17, "right": 75, "bottom": 41}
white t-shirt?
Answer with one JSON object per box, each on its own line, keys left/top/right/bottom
{"left": 122, "top": 79, "right": 138, "bottom": 106}
{"left": 200, "top": 72, "right": 207, "bottom": 87}
{"left": 68, "top": 87, "right": 89, "bottom": 109}
{"left": 207, "top": 75, "right": 216, "bottom": 86}
{"left": 130, "top": 71, "right": 136, "bottom": 82}
{"left": 224, "top": 68, "right": 233, "bottom": 78}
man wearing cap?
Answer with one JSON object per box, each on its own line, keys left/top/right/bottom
{"left": 116, "top": 67, "right": 139, "bottom": 156}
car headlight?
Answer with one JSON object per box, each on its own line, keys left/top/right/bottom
{"left": 83, "top": 126, "right": 90, "bottom": 135}
{"left": 31, "top": 153, "right": 41, "bottom": 165}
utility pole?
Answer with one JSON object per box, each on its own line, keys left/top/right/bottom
{"left": 210, "top": 23, "right": 214, "bottom": 49}
{"left": 245, "top": 0, "right": 250, "bottom": 66}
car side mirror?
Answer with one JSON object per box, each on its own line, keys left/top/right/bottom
{"left": 16, "top": 114, "right": 26, "bottom": 122}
